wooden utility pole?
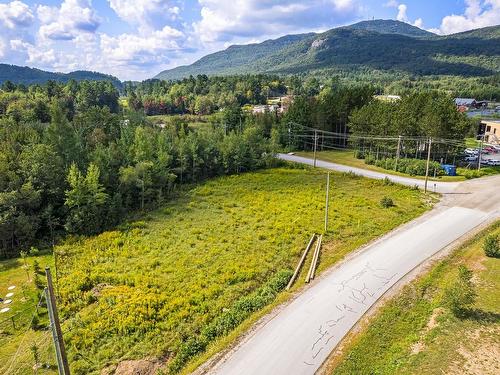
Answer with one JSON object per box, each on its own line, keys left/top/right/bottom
{"left": 313, "top": 130, "right": 318, "bottom": 167}
{"left": 478, "top": 134, "right": 484, "bottom": 170}
{"left": 395, "top": 135, "right": 402, "bottom": 171}
{"left": 424, "top": 138, "right": 432, "bottom": 193}
{"left": 287, "top": 234, "right": 316, "bottom": 290}
{"left": 324, "top": 173, "right": 330, "bottom": 233}
{"left": 45, "top": 268, "right": 70, "bottom": 375}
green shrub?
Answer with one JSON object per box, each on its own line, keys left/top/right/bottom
{"left": 371, "top": 158, "right": 444, "bottom": 176}
{"left": 380, "top": 196, "right": 394, "bottom": 208}
{"left": 382, "top": 177, "right": 394, "bottom": 186}
{"left": 443, "top": 265, "right": 476, "bottom": 316}
{"left": 169, "top": 269, "right": 292, "bottom": 373}
{"left": 365, "top": 155, "right": 375, "bottom": 165}
{"left": 483, "top": 234, "right": 499, "bottom": 258}
{"left": 354, "top": 150, "right": 365, "bottom": 159}
{"left": 34, "top": 273, "right": 45, "bottom": 290}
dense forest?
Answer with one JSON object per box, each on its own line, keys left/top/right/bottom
{"left": 0, "top": 64, "right": 122, "bottom": 88}
{"left": 0, "top": 75, "right": 475, "bottom": 257}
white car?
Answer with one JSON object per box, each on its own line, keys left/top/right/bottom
{"left": 464, "top": 156, "right": 478, "bottom": 162}
{"left": 485, "top": 159, "right": 500, "bottom": 166}
{"left": 464, "top": 148, "right": 479, "bottom": 155}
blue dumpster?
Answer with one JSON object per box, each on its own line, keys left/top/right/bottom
{"left": 441, "top": 164, "right": 457, "bottom": 176}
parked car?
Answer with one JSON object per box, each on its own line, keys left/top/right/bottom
{"left": 484, "top": 159, "right": 500, "bottom": 166}
{"left": 464, "top": 148, "right": 479, "bottom": 155}
{"left": 464, "top": 156, "right": 478, "bottom": 162}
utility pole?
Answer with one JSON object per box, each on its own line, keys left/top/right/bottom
{"left": 45, "top": 268, "right": 70, "bottom": 375}
{"left": 313, "top": 130, "right": 318, "bottom": 167}
{"left": 324, "top": 173, "right": 330, "bottom": 233}
{"left": 288, "top": 125, "right": 291, "bottom": 151}
{"left": 478, "top": 134, "right": 484, "bottom": 170}
{"left": 395, "top": 135, "right": 402, "bottom": 171}
{"left": 424, "top": 137, "right": 432, "bottom": 193}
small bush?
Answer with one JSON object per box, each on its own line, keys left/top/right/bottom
{"left": 33, "top": 260, "right": 43, "bottom": 275}
{"left": 443, "top": 265, "right": 476, "bottom": 317}
{"left": 364, "top": 155, "right": 375, "bottom": 165}
{"left": 380, "top": 196, "right": 394, "bottom": 208}
{"left": 371, "top": 157, "right": 444, "bottom": 176}
{"left": 483, "top": 234, "right": 499, "bottom": 258}
{"left": 354, "top": 150, "right": 365, "bottom": 159}
{"left": 382, "top": 177, "right": 394, "bottom": 186}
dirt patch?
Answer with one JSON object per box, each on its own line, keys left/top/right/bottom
{"left": 446, "top": 326, "right": 500, "bottom": 375}
{"left": 91, "top": 283, "right": 111, "bottom": 298}
{"left": 101, "top": 358, "right": 165, "bottom": 375}
{"left": 410, "top": 341, "right": 425, "bottom": 355}
{"left": 410, "top": 307, "right": 445, "bottom": 355}
{"left": 426, "top": 307, "right": 445, "bottom": 330}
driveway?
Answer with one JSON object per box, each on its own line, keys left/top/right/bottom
{"left": 203, "top": 155, "right": 500, "bottom": 375}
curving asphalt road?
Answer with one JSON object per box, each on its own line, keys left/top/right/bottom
{"left": 203, "top": 154, "right": 500, "bottom": 375}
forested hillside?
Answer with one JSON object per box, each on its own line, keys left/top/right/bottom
{"left": 0, "top": 64, "right": 122, "bottom": 88}
{"left": 155, "top": 20, "right": 500, "bottom": 81}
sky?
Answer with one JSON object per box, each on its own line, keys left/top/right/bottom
{"left": 0, "top": 0, "right": 499, "bottom": 81}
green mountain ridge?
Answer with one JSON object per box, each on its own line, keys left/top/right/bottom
{"left": 155, "top": 19, "right": 500, "bottom": 80}
{"left": 0, "top": 64, "right": 122, "bottom": 88}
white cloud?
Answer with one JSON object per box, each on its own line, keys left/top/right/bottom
{"left": 193, "top": 0, "right": 361, "bottom": 43}
{"left": 10, "top": 39, "right": 57, "bottom": 65}
{"left": 384, "top": 0, "right": 399, "bottom": 7}
{"left": 100, "top": 26, "right": 184, "bottom": 66}
{"left": 0, "top": 1, "right": 35, "bottom": 29}
{"left": 37, "top": 0, "right": 100, "bottom": 41}
{"left": 389, "top": 2, "right": 426, "bottom": 29}
{"left": 0, "top": 39, "right": 6, "bottom": 58}
{"left": 436, "top": 0, "right": 500, "bottom": 34}
{"left": 413, "top": 18, "right": 423, "bottom": 28}
{"left": 396, "top": 4, "right": 407, "bottom": 22}
{"left": 107, "top": 0, "right": 181, "bottom": 32}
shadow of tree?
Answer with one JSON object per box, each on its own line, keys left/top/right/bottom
{"left": 462, "top": 308, "right": 500, "bottom": 324}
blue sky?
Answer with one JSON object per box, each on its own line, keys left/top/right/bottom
{"left": 0, "top": 0, "right": 498, "bottom": 80}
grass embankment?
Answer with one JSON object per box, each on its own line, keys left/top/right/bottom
{"left": 328, "top": 221, "right": 500, "bottom": 375}
{"left": 297, "top": 150, "right": 500, "bottom": 181}
{"left": 1, "top": 166, "right": 431, "bottom": 374}
{"left": 0, "top": 254, "right": 55, "bottom": 374}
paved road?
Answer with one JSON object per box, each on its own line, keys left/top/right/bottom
{"left": 205, "top": 155, "right": 500, "bottom": 375}
{"left": 278, "top": 153, "right": 460, "bottom": 193}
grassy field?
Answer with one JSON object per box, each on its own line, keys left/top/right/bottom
{"left": 0, "top": 253, "right": 55, "bottom": 374}
{"left": 1, "top": 166, "right": 432, "bottom": 374}
{"left": 297, "top": 150, "right": 500, "bottom": 181}
{"left": 327, "top": 221, "right": 500, "bottom": 375}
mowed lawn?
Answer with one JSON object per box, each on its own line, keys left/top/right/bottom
{"left": 328, "top": 221, "right": 500, "bottom": 375}
{"left": 296, "top": 150, "right": 476, "bottom": 182}
{"left": 9, "top": 167, "right": 430, "bottom": 374}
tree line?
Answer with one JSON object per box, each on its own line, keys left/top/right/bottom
{"left": 0, "top": 80, "right": 277, "bottom": 258}
{"left": 0, "top": 77, "right": 476, "bottom": 257}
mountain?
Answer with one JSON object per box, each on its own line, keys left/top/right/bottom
{"left": 347, "top": 19, "right": 433, "bottom": 37}
{"left": 155, "top": 20, "right": 500, "bottom": 80}
{"left": 0, "top": 64, "right": 122, "bottom": 88}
